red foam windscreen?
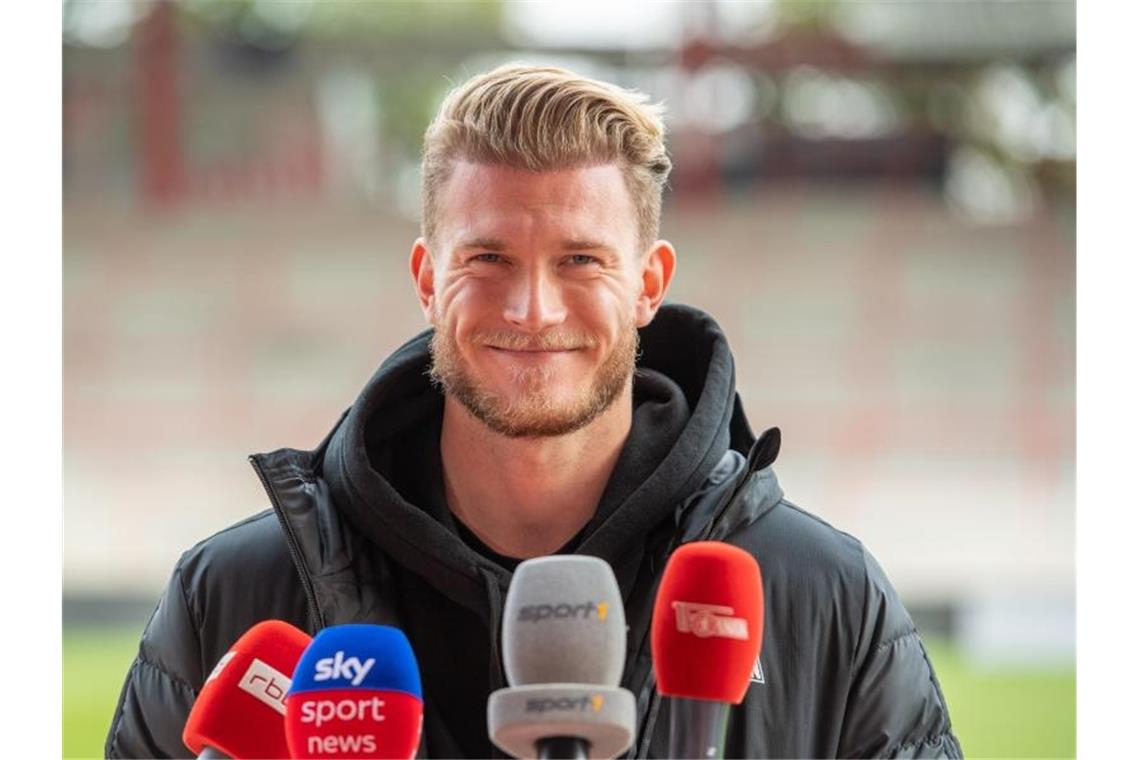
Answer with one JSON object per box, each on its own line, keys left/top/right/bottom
{"left": 651, "top": 541, "right": 764, "bottom": 704}
{"left": 182, "top": 620, "right": 312, "bottom": 759}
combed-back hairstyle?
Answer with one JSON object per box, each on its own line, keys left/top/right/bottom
{"left": 421, "top": 63, "right": 672, "bottom": 251}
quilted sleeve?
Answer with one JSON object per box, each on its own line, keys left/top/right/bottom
{"left": 105, "top": 554, "right": 204, "bottom": 758}
{"left": 837, "top": 548, "right": 963, "bottom": 759}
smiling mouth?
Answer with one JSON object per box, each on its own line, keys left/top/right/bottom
{"left": 488, "top": 346, "right": 580, "bottom": 353}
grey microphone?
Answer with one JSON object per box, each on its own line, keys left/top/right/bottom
{"left": 487, "top": 556, "right": 636, "bottom": 760}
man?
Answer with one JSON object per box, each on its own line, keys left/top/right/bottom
{"left": 107, "top": 64, "right": 961, "bottom": 758}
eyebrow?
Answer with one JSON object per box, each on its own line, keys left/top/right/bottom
{"left": 454, "top": 237, "right": 617, "bottom": 252}
{"left": 560, "top": 238, "right": 615, "bottom": 252}
{"left": 456, "top": 237, "right": 508, "bottom": 251}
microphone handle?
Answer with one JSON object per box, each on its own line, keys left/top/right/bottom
{"left": 198, "top": 747, "right": 230, "bottom": 759}
{"left": 536, "top": 736, "right": 589, "bottom": 760}
{"left": 668, "top": 698, "right": 731, "bottom": 759}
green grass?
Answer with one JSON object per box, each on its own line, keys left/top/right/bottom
{"left": 63, "top": 626, "right": 140, "bottom": 760}
{"left": 925, "top": 641, "right": 1076, "bottom": 758}
{"left": 63, "top": 628, "right": 1074, "bottom": 759}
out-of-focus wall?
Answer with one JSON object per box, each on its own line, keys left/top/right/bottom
{"left": 64, "top": 0, "right": 1075, "bottom": 663}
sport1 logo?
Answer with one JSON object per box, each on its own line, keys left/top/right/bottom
{"left": 517, "top": 601, "right": 609, "bottom": 622}
{"left": 524, "top": 695, "right": 605, "bottom": 713}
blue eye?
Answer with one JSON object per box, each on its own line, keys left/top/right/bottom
{"left": 473, "top": 253, "right": 503, "bottom": 263}
{"left": 568, "top": 254, "right": 598, "bottom": 266}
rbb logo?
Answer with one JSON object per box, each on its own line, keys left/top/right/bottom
{"left": 238, "top": 659, "right": 292, "bottom": 716}
{"left": 525, "top": 695, "right": 604, "bottom": 713}
{"left": 671, "top": 601, "right": 749, "bottom": 640}
{"left": 313, "top": 650, "right": 376, "bottom": 686}
{"left": 518, "top": 601, "right": 609, "bottom": 622}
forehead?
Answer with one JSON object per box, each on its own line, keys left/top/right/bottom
{"left": 435, "top": 161, "right": 638, "bottom": 250}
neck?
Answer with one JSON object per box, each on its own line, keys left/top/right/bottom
{"left": 440, "top": 383, "right": 633, "bottom": 559}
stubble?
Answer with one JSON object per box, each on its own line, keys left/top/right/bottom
{"left": 429, "top": 321, "right": 638, "bottom": 438}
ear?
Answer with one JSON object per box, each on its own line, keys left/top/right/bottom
{"left": 635, "top": 240, "right": 677, "bottom": 327}
{"left": 410, "top": 238, "right": 436, "bottom": 323}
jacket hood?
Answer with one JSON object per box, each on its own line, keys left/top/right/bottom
{"left": 321, "top": 303, "right": 755, "bottom": 619}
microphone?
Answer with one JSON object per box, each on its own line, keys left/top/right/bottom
{"left": 182, "top": 619, "right": 312, "bottom": 759}
{"left": 651, "top": 541, "right": 764, "bottom": 760}
{"left": 285, "top": 624, "right": 424, "bottom": 759}
{"left": 487, "top": 556, "right": 636, "bottom": 760}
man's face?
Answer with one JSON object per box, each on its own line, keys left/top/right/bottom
{"left": 413, "top": 161, "right": 670, "bottom": 438}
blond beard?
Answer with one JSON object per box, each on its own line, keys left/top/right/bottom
{"left": 428, "top": 320, "right": 638, "bottom": 438}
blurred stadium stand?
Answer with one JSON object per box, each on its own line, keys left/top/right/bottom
{"left": 64, "top": 0, "right": 1074, "bottom": 664}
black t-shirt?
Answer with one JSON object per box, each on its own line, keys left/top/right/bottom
{"left": 391, "top": 397, "right": 607, "bottom": 568}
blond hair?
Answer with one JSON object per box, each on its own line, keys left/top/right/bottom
{"left": 421, "top": 63, "right": 671, "bottom": 250}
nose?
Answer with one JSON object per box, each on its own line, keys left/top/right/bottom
{"left": 502, "top": 265, "right": 568, "bottom": 332}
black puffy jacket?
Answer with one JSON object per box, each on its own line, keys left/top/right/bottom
{"left": 106, "top": 304, "right": 962, "bottom": 759}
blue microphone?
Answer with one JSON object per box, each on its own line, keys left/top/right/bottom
{"left": 285, "top": 624, "right": 424, "bottom": 759}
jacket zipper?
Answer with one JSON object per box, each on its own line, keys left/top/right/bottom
{"left": 636, "top": 466, "right": 756, "bottom": 758}
{"left": 637, "top": 690, "right": 665, "bottom": 758}
{"left": 248, "top": 455, "right": 325, "bottom": 632}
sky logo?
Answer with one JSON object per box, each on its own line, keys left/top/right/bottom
{"left": 312, "top": 650, "right": 376, "bottom": 687}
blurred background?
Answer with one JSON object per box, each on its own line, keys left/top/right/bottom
{"left": 63, "top": 1, "right": 1075, "bottom": 757}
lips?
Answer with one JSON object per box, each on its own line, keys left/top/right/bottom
{"left": 486, "top": 347, "right": 583, "bottom": 365}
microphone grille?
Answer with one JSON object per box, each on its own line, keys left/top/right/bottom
{"left": 502, "top": 556, "right": 626, "bottom": 686}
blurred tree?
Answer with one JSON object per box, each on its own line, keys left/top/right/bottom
{"left": 774, "top": 0, "right": 838, "bottom": 30}
{"left": 178, "top": 0, "right": 503, "bottom": 48}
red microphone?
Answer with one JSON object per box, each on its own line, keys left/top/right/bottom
{"left": 182, "top": 620, "right": 312, "bottom": 759}
{"left": 651, "top": 541, "right": 764, "bottom": 759}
